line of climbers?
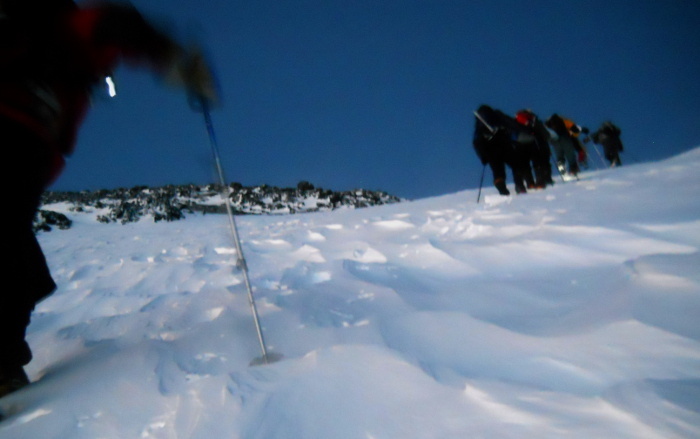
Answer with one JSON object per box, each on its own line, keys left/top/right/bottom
{"left": 472, "top": 105, "right": 624, "bottom": 196}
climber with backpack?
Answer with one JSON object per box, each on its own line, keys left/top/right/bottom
{"left": 473, "top": 104, "right": 533, "bottom": 195}
{"left": 591, "top": 121, "right": 624, "bottom": 167}
{"left": 514, "top": 109, "right": 553, "bottom": 188}
{"left": 545, "top": 114, "right": 584, "bottom": 177}
{"left": 0, "top": 0, "right": 218, "bottom": 398}
{"left": 562, "top": 117, "right": 591, "bottom": 169}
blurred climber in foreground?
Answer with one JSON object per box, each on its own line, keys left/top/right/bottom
{"left": 591, "top": 121, "right": 624, "bottom": 167}
{"left": 0, "top": 0, "right": 218, "bottom": 398}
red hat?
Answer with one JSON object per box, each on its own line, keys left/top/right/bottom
{"left": 515, "top": 110, "right": 534, "bottom": 126}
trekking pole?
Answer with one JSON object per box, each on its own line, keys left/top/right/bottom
{"left": 589, "top": 142, "right": 607, "bottom": 169}
{"left": 196, "top": 97, "right": 271, "bottom": 365}
{"left": 476, "top": 163, "right": 486, "bottom": 203}
{"left": 473, "top": 110, "right": 495, "bottom": 203}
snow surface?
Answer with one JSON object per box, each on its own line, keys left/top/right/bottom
{"left": 2, "top": 149, "right": 700, "bottom": 438}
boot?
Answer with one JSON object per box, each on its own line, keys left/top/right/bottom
{"left": 0, "top": 365, "right": 29, "bottom": 399}
{"left": 568, "top": 162, "right": 580, "bottom": 176}
{"left": 525, "top": 175, "right": 536, "bottom": 189}
{"left": 494, "top": 178, "right": 510, "bottom": 196}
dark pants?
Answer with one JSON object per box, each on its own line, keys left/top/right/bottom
{"left": 531, "top": 141, "right": 553, "bottom": 186}
{"left": 1, "top": 118, "right": 57, "bottom": 371}
{"left": 551, "top": 135, "right": 579, "bottom": 174}
{"left": 603, "top": 145, "right": 622, "bottom": 167}
{"left": 510, "top": 144, "right": 535, "bottom": 192}
{"left": 489, "top": 158, "right": 521, "bottom": 195}
{"left": 488, "top": 158, "right": 508, "bottom": 193}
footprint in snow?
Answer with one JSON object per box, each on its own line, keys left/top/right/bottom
{"left": 290, "top": 245, "right": 326, "bottom": 263}
{"left": 247, "top": 239, "right": 294, "bottom": 254}
{"left": 305, "top": 230, "right": 326, "bottom": 242}
{"left": 371, "top": 219, "right": 415, "bottom": 231}
{"left": 352, "top": 247, "right": 387, "bottom": 264}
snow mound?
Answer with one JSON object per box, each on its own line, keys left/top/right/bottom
{"left": 1, "top": 148, "right": 699, "bottom": 438}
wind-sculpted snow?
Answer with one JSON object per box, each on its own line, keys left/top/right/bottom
{"left": 2, "top": 149, "right": 700, "bottom": 438}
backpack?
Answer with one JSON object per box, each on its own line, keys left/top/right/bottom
{"left": 602, "top": 121, "right": 621, "bottom": 137}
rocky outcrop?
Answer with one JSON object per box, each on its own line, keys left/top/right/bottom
{"left": 35, "top": 181, "right": 403, "bottom": 232}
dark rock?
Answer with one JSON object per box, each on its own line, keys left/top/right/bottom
{"left": 33, "top": 210, "right": 72, "bottom": 233}
{"left": 38, "top": 182, "right": 404, "bottom": 231}
{"left": 297, "top": 181, "right": 315, "bottom": 191}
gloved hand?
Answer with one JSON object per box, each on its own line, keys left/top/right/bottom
{"left": 179, "top": 49, "right": 219, "bottom": 106}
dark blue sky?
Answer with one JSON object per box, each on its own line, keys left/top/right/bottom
{"left": 58, "top": 0, "right": 700, "bottom": 199}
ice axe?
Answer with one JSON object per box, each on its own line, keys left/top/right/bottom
{"left": 192, "top": 94, "right": 281, "bottom": 366}
{"left": 473, "top": 110, "right": 495, "bottom": 134}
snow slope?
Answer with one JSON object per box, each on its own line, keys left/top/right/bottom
{"left": 1, "top": 149, "right": 699, "bottom": 438}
